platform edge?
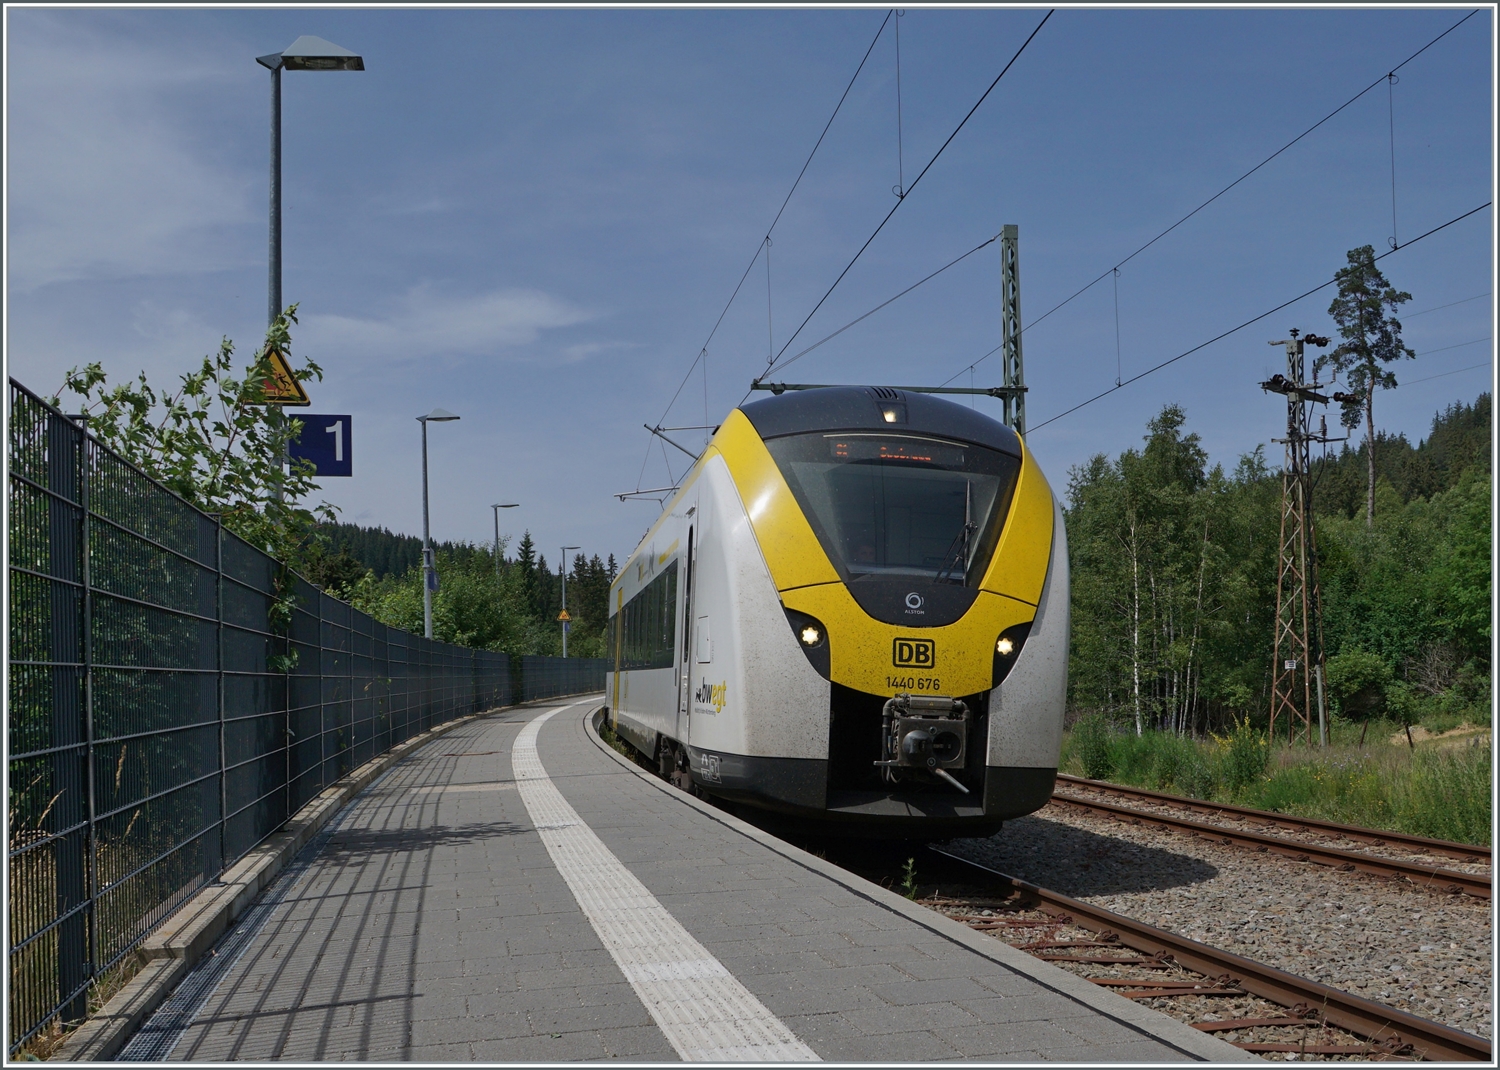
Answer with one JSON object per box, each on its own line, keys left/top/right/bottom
{"left": 581, "top": 705, "right": 1257, "bottom": 1063}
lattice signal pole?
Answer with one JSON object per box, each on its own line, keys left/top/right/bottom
{"left": 1000, "top": 224, "right": 1025, "bottom": 435}
{"left": 1261, "top": 329, "right": 1336, "bottom": 746}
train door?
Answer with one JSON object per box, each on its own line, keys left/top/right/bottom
{"left": 676, "top": 526, "right": 694, "bottom": 744}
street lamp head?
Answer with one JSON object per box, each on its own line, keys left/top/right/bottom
{"left": 260, "top": 35, "right": 365, "bottom": 72}
{"left": 418, "top": 408, "right": 460, "bottom": 423}
{"left": 493, "top": 503, "right": 519, "bottom": 509}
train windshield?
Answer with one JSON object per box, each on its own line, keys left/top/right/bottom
{"left": 764, "top": 432, "right": 1021, "bottom": 586}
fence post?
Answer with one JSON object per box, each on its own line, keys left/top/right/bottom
{"left": 216, "top": 519, "right": 227, "bottom": 873}
{"left": 46, "top": 411, "right": 89, "bottom": 1023}
{"left": 77, "top": 421, "right": 100, "bottom": 1014}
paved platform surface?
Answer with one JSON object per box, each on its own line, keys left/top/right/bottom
{"left": 126, "top": 696, "right": 1246, "bottom": 1062}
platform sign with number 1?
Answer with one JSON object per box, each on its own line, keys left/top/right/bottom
{"left": 288, "top": 415, "right": 353, "bottom": 477}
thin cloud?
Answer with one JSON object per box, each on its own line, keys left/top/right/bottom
{"left": 300, "top": 285, "right": 595, "bottom": 360}
{"left": 561, "top": 340, "right": 643, "bottom": 362}
{"left": 7, "top": 15, "right": 253, "bottom": 290}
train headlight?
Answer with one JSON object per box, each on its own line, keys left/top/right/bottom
{"left": 992, "top": 622, "right": 1033, "bottom": 687}
{"left": 783, "top": 608, "right": 830, "bottom": 679}
{"left": 881, "top": 408, "right": 899, "bottom": 423}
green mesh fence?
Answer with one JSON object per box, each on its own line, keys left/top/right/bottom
{"left": 6, "top": 379, "right": 604, "bottom": 1052}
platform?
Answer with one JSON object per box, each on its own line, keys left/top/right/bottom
{"left": 117, "top": 696, "right": 1248, "bottom": 1062}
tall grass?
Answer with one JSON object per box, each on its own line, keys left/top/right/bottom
{"left": 1059, "top": 720, "right": 1491, "bottom": 846}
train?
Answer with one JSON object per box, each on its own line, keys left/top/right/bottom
{"left": 605, "top": 385, "right": 1068, "bottom": 839}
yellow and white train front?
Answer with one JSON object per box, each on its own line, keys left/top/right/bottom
{"left": 608, "top": 386, "right": 1067, "bottom": 836}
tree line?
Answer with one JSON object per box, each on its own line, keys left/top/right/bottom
{"left": 324, "top": 532, "right": 620, "bottom": 658}
{"left": 1066, "top": 393, "right": 1490, "bottom": 737}
{"left": 1066, "top": 245, "right": 1489, "bottom": 738}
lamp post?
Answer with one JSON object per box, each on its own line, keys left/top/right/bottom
{"left": 255, "top": 36, "right": 362, "bottom": 505}
{"left": 560, "top": 545, "right": 580, "bottom": 657}
{"left": 417, "top": 409, "right": 460, "bottom": 639}
{"left": 255, "top": 36, "right": 364, "bottom": 328}
{"left": 491, "top": 504, "right": 519, "bottom": 580}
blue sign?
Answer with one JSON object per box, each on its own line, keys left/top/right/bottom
{"left": 288, "top": 414, "right": 352, "bottom": 477}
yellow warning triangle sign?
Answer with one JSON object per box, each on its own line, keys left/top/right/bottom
{"left": 261, "top": 346, "right": 311, "bottom": 406}
{"left": 557, "top": 609, "right": 572, "bottom": 622}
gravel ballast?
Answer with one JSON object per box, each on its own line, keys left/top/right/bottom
{"left": 947, "top": 802, "right": 1493, "bottom": 1041}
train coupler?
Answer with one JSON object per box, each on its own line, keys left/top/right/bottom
{"left": 875, "top": 694, "right": 971, "bottom": 793}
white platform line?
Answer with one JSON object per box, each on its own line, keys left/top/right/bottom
{"left": 512, "top": 709, "right": 820, "bottom": 1062}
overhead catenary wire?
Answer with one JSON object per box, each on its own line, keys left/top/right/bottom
{"left": 761, "top": 231, "right": 1001, "bottom": 379}
{"left": 941, "top": 8, "right": 1481, "bottom": 387}
{"left": 1025, "top": 201, "right": 1492, "bottom": 435}
{"left": 642, "top": 9, "right": 895, "bottom": 451}
{"left": 1406, "top": 336, "right": 1493, "bottom": 358}
{"left": 752, "top": 8, "right": 1055, "bottom": 391}
{"left": 924, "top": 295, "right": 1488, "bottom": 435}
{"left": 1400, "top": 360, "right": 1492, "bottom": 387}
{"left": 1405, "top": 292, "right": 1491, "bottom": 318}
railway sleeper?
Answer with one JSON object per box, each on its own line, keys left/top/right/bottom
{"left": 925, "top": 851, "right": 1490, "bottom": 1061}
{"left": 1194, "top": 1017, "right": 1319, "bottom": 1032}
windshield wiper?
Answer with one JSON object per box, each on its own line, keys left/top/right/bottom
{"left": 934, "top": 481, "right": 975, "bottom": 586}
{"left": 933, "top": 521, "right": 976, "bottom": 585}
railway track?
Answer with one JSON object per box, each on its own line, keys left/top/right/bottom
{"left": 923, "top": 847, "right": 1493, "bottom": 1063}
{"left": 1051, "top": 775, "right": 1491, "bottom": 899}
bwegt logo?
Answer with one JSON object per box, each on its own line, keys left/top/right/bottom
{"left": 694, "top": 679, "right": 727, "bottom": 713}
{"left": 892, "top": 638, "right": 935, "bottom": 668}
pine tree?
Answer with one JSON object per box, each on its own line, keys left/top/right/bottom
{"left": 1317, "top": 245, "right": 1415, "bottom": 526}
{"left": 512, "top": 531, "right": 535, "bottom": 618}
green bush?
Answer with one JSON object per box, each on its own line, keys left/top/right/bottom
{"left": 1177, "top": 756, "right": 1217, "bottom": 799}
{"left": 1220, "top": 718, "right": 1270, "bottom": 793}
{"left": 1325, "top": 648, "right": 1395, "bottom": 719}
{"left": 1146, "top": 733, "right": 1201, "bottom": 792}
{"left": 1071, "top": 714, "right": 1115, "bottom": 780}
{"left": 1102, "top": 731, "right": 1162, "bottom": 785}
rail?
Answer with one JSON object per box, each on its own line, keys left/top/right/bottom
{"left": 6, "top": 379, "right": 605, "bottom": 1053}
{"left": 1056, "top": 774, "right": 1491, "bottom": 863}
{"left": 1051, "top": 777, "right": 1489, "bottom": 898}
{"left": 929, "top": 848, "right": 1493, "bottom": 1062}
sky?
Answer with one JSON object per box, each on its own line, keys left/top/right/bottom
{"left": 6, "top": 6, "right": 1495, "bottom": 572}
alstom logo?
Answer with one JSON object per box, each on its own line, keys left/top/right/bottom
{"left": 893, "top": 638, "right": 935, "bottom": 668}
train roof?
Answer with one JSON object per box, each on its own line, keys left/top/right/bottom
{"left": 739, "top": 386, "right": 1022, "bottom": 456}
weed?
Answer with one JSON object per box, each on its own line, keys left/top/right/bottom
{"left": 1057, "top": 720, "right": 1491, "bottom": 846}
{"left": 900, "top": 857, "right": 918, "bottom": 900}
{"left": 597, "top": 719, "right": 635, "bottom": 761}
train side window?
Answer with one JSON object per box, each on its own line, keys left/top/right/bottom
{"left": 618, "top": 560, "right": 678, "bottom": 670}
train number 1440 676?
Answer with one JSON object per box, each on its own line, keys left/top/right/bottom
{"left": 887, "top": 676, "right": 941, "bottom": 692}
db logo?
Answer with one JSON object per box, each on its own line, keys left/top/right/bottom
{"left": 892, "top": 638, "right": 935, "bottom": 668}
